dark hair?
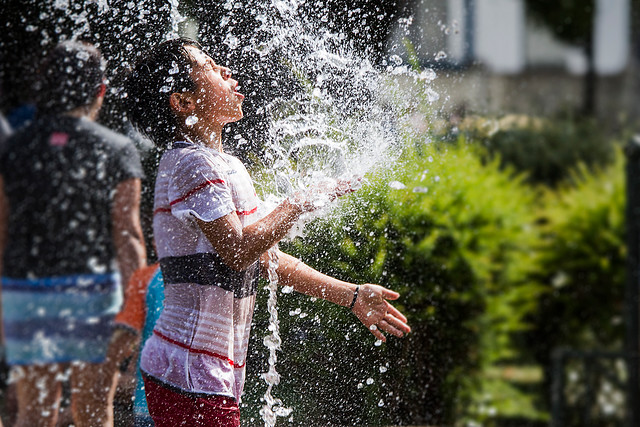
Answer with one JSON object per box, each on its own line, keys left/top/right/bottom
{"left": 37, "top": 41, "right": 106, "bottom": 114}
{"left": 124, "top": 38, "right": 201, "bottom": 148}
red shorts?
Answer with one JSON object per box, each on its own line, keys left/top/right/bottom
{"left": 143, "top": 374, "right": 241, "bottom": 427}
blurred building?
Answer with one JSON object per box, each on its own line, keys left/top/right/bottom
{"left": 388, "top": 0, "right": 634, "bottom": 123}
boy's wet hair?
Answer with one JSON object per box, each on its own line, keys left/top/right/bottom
{"left": 124, "top": 38, "right": 201, "bottom": 148}
{"left": 37, "top": 41, "right": 106, "bottom": 114}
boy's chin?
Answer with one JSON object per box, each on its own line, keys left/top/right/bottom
{"left": 227, "top": 110, "right": 244, "bottom": 123}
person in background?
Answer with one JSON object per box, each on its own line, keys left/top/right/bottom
{"left": 114, "top": 262, "right": 163, "bottom": 427}
{"left": 125, "top": 37, "right": 410, "bottom": 427}
{"left": 0, "top": 40, "right": 146, "bottom": 427}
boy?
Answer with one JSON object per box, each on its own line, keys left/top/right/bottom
{"left": 125, "top": 38, "right": 410, "bottom": 426}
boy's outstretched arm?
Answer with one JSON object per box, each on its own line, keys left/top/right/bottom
{"left": 267, "top": 251, "right": 411, "bottom": 342}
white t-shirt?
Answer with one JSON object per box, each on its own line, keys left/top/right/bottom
{"left": 140, "top": 141, "right": 262, "bottom": 402}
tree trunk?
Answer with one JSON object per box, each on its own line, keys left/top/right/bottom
{"left": 582, "top": 28, "right": 597, "bottom": 117}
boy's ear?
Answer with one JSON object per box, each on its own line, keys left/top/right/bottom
{"left": 169, "top": 92, "right": 195, "bottom": 114}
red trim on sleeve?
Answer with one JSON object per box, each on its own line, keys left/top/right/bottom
{"left": 170, "top": 179, "right": 226, "bottom": 207}
{"left": 235, "top": 206, "right": 257, "bottom": 216}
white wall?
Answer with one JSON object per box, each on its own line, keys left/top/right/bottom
{"left": 446, "top": 0, "right": 468, "bottom": 64}
{"left": 474, "top": 0, "right": 526, "bottom": 74}
{"left": 594, "top": 0, "right": 630, "bottom": 75}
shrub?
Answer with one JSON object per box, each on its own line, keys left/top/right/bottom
{"left": 457, "top": 115, "right": 614, "bottom": 187}
{"left": 524, "top": 146, "right": 626, "bottom": 399}
{"left": 243, "top": 137, "right": 544, "bottom": 426}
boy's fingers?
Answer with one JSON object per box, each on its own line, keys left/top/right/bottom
{"left": 382, "top": 288, "right": 400, "bottom": 300}
{"left": 385, "top": 313, "right": 411, "bottom": 333}
{"left": 369, "top": 324, "right": 386, "bottom": 342}
{"left": 386, "top": 303, "right": 408, "bottom": 323}
{"left": 379, "top": 319, "right": 404, "bottom": 337}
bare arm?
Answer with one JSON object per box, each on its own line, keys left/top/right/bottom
{"left": 195, "top": 180, "right": 357, "bottom": 271}
{"left": 272, "top": 250, "right": 411, "bottom": 342}
{"left": 105, "top": 178, "right": 147, "bottom": 370}
{"left": 111, "top": 178, "right": 146, "bottom": 292}
{"left": 195, "top": 198, "right": 304, "bottom": 271}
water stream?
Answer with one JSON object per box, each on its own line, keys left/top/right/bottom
{"left": 259, "top": 245, "right": 293, "bottom": 426}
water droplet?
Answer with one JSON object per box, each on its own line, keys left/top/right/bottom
{"left": 185, "top": 116, "right": 199, "bottom": 126}
{"left": 169, "top": 61, "right": 180, "bottom": 74}
{"left": 435, "top": 51, "right": 448, "bottom": 61}
{"left": 159, "top": 85, "right": 171, "bottom": 93}
{"left": 379, "top": 366, "right": 388, "bottom": 373}
{"left": 87, "top": 257, "right": 106, "bottom": 274}
{"left": 76, "top": 50, "right": 90, "bottom": 61}
{"left": 389, "top": 181, "right": 406, "bottom": 190}
{"left": 389, "top": 54, "right": 403, "bottom": 66}
{"left": 418, "top": 69, "right": 437, "bottom": 82}
{"left": 426, "top": 88, "right": 440, "bottom": 103}
{"left": 224, "top": 33, "right": 239, "bottom": 50}
{"left": 366, "top": 378, "right": 374, "bottom": 385}
{"left": 378, "top": 399, "right": 385, "bottom": 407}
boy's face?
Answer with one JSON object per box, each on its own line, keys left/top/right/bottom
{"left": 185, "top": 45, "right": 244, "bottom": 126}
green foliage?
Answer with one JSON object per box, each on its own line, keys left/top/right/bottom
{"left": 244, "top": 137, "right": 545, "bottom": 425}
{"left": 464, "top": 116, "right": 614, "bottom": 186}
{"left": 242, "top": 121, "right": 626, "bottom": 426}
{"left": 524, "top": 147, "right": 626, "bottom": 385}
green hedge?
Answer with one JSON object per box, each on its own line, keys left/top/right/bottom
{"left": 457, "top": 116, "right": 614, "bottom": 187}
{"left": 524, "top": 147, "right": 626, "bottom": 397}
{"left": 243, "top": 137, "right": 545, "bottom": 425}
{"left": 240, "top": 129, "right": 626, "bottom": 426}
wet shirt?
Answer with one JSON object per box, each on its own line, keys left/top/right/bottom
{"left": 140, "top": 141, "right": 262, "bottom": 402}
{"left": 0, "top": 114, "right": 143, "bottom": 277}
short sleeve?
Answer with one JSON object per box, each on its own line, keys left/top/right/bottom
{"left": 168, "top": 150, "right": 235, "bottom": 224}
{"left": 112, "top": 138, "right": 144, "bottom": 182}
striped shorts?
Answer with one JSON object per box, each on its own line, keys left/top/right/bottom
{"left": 2, "top": 273, "right": 122, "bottom": 365}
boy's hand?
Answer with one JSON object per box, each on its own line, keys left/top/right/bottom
{"left": 351, "top": 284, "right": 411, "bottom": 342}
{"left": 290, "top": 177, "right": 362, "bottom": 212}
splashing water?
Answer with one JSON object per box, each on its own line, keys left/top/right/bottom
{"left": 259, "top": 245, "right": 293, "bottom": 426}
{"left": 238, "top": 0, "right": 439, "bottom": 224}
{"left": 18, "top": 0, "right": 441, "bottom": 424}
{"left": 167, "top": 0, "right": 186, "bottom": 39}
{"left": 210, "top": 0, "right": 440, "bottom": 424}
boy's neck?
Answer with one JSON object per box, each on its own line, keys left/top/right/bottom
{"left": 184, "top": 122, "right": 224, "bottom": 151}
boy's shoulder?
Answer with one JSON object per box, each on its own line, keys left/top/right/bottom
{"left": 171, "top": 143, "right": 235, "bottom": 166}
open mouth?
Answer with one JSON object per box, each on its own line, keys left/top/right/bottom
{"left": 233, "top": 84, "right": 245, "bottom": 100}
